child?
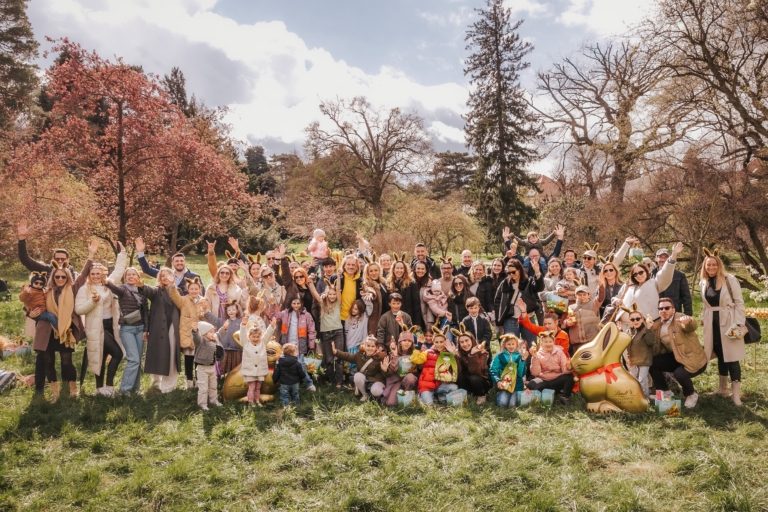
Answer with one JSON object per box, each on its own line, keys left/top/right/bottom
{"left": 275, "top": 296, "right": 318, "bottom": 392}
{"left": 308, "top": 277, "right": 344, "bottom": 387}
{"left": 307, "top": 228, "right": 330, "bottom": 269}
{"left": 564, "top": 285, "right": 600, "bottom": 356}
{"left": 489, "top": 334, "right": 527, "bottom": 408}
{"left": 273, "top": 343, "right": 309, "bottom": 406}
{"left": 375, "top": 293, "right": 413, "bottom": 347}
{"left": 240, "top": 318, "right": 277, "bottom": 405}
{"left": 455, "top": 330, "right": 491, "bottom": 405}
{"left": 381, "top": 330, "right": 419, "bottom": 407}
{"left": 514, "top": 229, "right": 556, "bottom": 254}
{"left": 526, "top": 332, "right": 574, "bottom": 404}
{"left": 416, "top": 330, "right": 459, "bottom": 405}
{"left": 243, "top": 295, "right": 267, "bottom": 333}
{"left": 333, "top": 335, "right": 386, "bottom": 401}
{"left": 625, "top": 308, "right": 657, "bottom": 397}
{"left": 343, "top": 296, "right": 373, "bottom": 363}
{"left": 423, "top": 279, "right": 448, "bottom": 328}
{"left": 19, "top": 272, "right": 58, "bottom": 328}
{"left": 192, "top": 321, "right": 223, "bottom": 411}
{"left": 461, "top": 297, "right": 492, "bottom": 352}
{"left": 556, "top": 268, "right": 581, "bottom": 305}
{"left": 216, "top": 300, "right": 244, "bottom": 376}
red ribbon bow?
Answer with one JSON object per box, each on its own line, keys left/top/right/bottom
{"left": 580, "top": 362, "right": 621, "bottom": 384}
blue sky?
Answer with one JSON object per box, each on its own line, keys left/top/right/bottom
{"left": 27, "top": 0, "right": 654, "bottom": 168}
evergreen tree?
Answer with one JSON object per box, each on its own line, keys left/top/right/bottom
{"left": 0, "top": 0, "right": 38, "bottom": 129}
{"left": 162, "top": 67, "right": 197, "bottom": 118}
{"left": 428, "top": 151, "right": 475, "bottom": 199}
{"left": 464, "top": 0, "right": 540, "bottom": 242}
{"left": 243, "top": 145, "right": 277, "bottom": 196}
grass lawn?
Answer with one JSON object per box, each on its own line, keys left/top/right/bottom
{"left": 1, "top": 256, "right": 767, "bottom": 511}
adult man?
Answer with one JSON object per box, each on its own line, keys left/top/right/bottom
{"left": 135, "top": 237, "right": 200, "bottom": 296}
{"left": 17, "top": 220, "right": 93, "bottom": 278}
{"left": 653, "top": 248, "right": 693, "bottom": 316}
{"left": 455, "top": 250, "right": 473, "bottom": 277}
{"left": 649, "top": 297, "right": 707, "bottom": 409}
{"left": 410, "top": 243, "right": 441, "bottom": 279}
{"left": 376, "top": 294, "right": 412, "bottom": 346}
{"left": 379, "top": 253, "right": 392, "bottom": 279}
{"left": 438, "top": 260, "right": 455, "bottom": 296}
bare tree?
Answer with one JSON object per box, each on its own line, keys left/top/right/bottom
{"left": 305, "top": 97, "right": 431, "bottom": 232}
{"left": 535, "top": 40, "right": 693, "bottom": 201}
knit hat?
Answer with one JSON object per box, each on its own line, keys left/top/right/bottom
{"left": 575, "top": 285, "right": 590, "bottom": 294}
{"left": 430, "top": 280, "right": 442, "bottom": 293}
{"left": 198, "top": 321, "right": 215, "bottom": 338}
{"left": 398, "top": 330, "right": 414, "bottom": 343}
{"left": 30, "top": 272, "right": 47, "bottom": 287}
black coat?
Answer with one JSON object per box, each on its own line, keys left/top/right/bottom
{"left": 273, "top": 355, "right": 308, "bottom": 386}
{"left": 654, "top": 268, "right": 693, "bottom": 316}
{"left": 474, "top": 276, "right": 496, "bottom": 315}
{"left": 462, "top": 315, "right": 493, "bottom": 350}
{"left": 139, "top": 285, "right": 181, "bottom": 376}
{"left": 493, "top": 275, "right": 545, "bottom": 326}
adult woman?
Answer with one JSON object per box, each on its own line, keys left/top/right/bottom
{"left": 386, "top": 259, "right": 423, "bottom": 329}
{"left": 282, "top": 267, "right": 314, "bottom": 313}
{"left": 260, "top": 266, "right": 285, "bottom": 322}
{"left": 107, "top": 265, "right": 149, "bottom": 394}
{"left": 493, "top": 258, "right": 544, "bottom": 340}
{"left": 363, "top": 261, "right": 388, "bottom": 335}
{"left": 413, "top": 261, "right": 432, "bottom": 329}
{"left": 139, "top": 268, "right": 181, "bottom": 393}
{"left": 468, "top": 261, "right": 493, "bottom": 315}
{"left": 596, "top": 261, "right": 623, "bottom": 318}
{"left": 700, "top": 252, "right": 746, "bottom": 406}
{"left": 205, "top": 265, "right": 243, "bottom": 323}
{"left": 617, "top": 242, "right": 683, "bottom": 327}
{"left": 447, "top": 275, "right": 471, "bottom": 327}
{"left": 75, "top": 245, "right": 127, "bottom": 396}
{"left": 168, "top": 276, "right": 206, "bottom": 390}
{"left": 543, "top": 258, "right": 563, "bottom": 292}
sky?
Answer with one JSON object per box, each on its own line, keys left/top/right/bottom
{"left": 26, "top": 0, "right": 655, "bottom": 172}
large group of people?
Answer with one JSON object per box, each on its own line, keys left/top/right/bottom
{"left": 14, "top": 220, "right": 749, "bottom": 410}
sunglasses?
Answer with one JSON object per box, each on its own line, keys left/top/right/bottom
{"left": 454, "top": 282, "right": 464, "bottom": 286}
{"left": 267, "top": 257, "right": 275, "bottom": 261}
{"left": 295, "top": 276, "right": 306, "bottom": 280}
{"left": 658, "top": 306, "right": 672, "bottom": 311}
{"left": 632, "top": 271, "right": 646, "bottom": 277}
{"left": 261, "top": 273, "right": 273, "bottom": 278}
{"left": 32, "top": 282, "right": 44, "bottom": 288}
{"left": 603, "top": 268, "right": 616, "bottom": 273}
{"left": 54, "top": 275, "right": 67, "bottom": 280}
{"left": 584, "top": 256, "right": 595, "bottom": 260}
{"left": 629, "top": 317, "right": 643, "bottom": 322}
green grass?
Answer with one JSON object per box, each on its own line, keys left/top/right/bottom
{"left": 1, "top": 256, "right": 768, "bottom": 511}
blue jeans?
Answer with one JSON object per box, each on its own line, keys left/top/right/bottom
{"left": 496, "top": 390, "right": 517, "bottom": 407}
{"left": 37, "top": 311, "right": 58, "bottom": 330}
{"left": 420, "top": 383, "right": 458, "bottom": 405}
{"left": 502, "top": 317, "right": 520, "bottom": 336}
{"left": 279, "top": 383, "right": 300, "bottom": 405}
{"left": 119, "top": 324, "right": 144, "bottom": 393}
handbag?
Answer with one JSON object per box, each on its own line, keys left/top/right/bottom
{"left": 723, "top": 277, "right": 761, "bottom": 344}
{"left": 121, "top": 309, "right": 142, "bottom": 325}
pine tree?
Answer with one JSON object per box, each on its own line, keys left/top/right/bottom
{"left": 243, "top": 145, "right": 277, "bottom": 196}
{"left": 0, "top": 0, "right": 38, "bottom": 129}
{"left": 428, "top": 151, "right": 476, "bottom": 199}
{"left": 464, "top": 0, "right": 540, "bottom": 243}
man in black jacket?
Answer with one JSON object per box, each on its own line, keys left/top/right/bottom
{"left": 653, "top": 248, "right": 693, "bottom": 316}
{"left": 410, "top": 243, "right": 441, "bottom": 279}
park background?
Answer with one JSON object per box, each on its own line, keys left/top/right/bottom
{"left": 1, "top": 0, "right": 768, "bottom": 510}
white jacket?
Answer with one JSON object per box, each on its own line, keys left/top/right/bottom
{"left": 617, "top": 259, "right": 675, "bottom": 323}
{"left": 240, "top": 324, "right": 275, "bottom": 378}
{"left": 74, "top": 251, "right": 128, "bottom": 376}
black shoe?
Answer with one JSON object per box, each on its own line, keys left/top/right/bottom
{"left": 557, "top": 395, "right": 571, "bottom": 406}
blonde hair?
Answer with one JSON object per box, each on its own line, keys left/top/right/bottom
{"left": 156, "top": 267, "right": 173, "bottom": 286}
{"left": 282, "top": 343, "right": 298, "bottom": 356}
{"left": 386, "top": 260, "right": 413, "bottom": 291}
{"left": 699, "top": 255, "right": 727, "bottom": 290}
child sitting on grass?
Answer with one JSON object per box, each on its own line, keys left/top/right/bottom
{"left": 416, "top": 330, "right": 459, "bottom": 405}
{"left": 333, "top": 335, "right": 386, "bottom": 402}
{"left": 273, "top": 343, "right": 309, "bottom": 406}
{"left": 489, "top": 334, "right": 528, "bottom": 408}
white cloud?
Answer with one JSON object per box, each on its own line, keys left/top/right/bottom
{"left": 28, "top": 0, "right": 469, "bottom": 154}
{"left": 504, "top": 0, "right": 548, "bottom": 17}
{"left": 556, "top": 0, "right": 655, "bottom": 36}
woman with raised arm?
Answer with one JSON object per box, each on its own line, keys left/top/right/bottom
{"left": 139, "top": 268, "right": 182, "bottom": 393}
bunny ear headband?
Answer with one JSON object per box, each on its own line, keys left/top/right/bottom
{"left": 224, "top": 250, "right": 238, "bottom": 261}
{"left": 499, "top": 333, "right": 521, "bottom": 345}
{"left": 440, "top": 256, "right": 453, "bottom": 264}
{"left": 364, "top": 253, "right": 379, "bottom": 264}
{"left": 702, "top": 247, "right": 720, "bottom": 258}
{"left": 184, "top": 276, "right": 202, "bottom": 287}
{"left": 31, "top": 271, "right": 48, "bottom": 279}
{"left": 584, "top": 243, "right": 600, "bottom": 252}
{"left": 536, "top": 330, "right": 556, "bottom": 340}
{"left": 431, "top": 323, "right": 448, "bottom": 338}
{"left": 247, "top": 253, "right": 262, "bottom": 264}
{"left": 599, "top": 251, "right": 615, "bottom": 266}
{"left": 449, "top": 323, "right": 472, "bottom": 339}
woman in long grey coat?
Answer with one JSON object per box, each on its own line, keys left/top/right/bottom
{"left": 139, "top": 267, "right": 181, "bottom": 393}
{"left": 699, "top": 252, "right": 746, "bottom": 406}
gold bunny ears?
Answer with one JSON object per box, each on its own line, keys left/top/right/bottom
{"left": 440, "top": 256, "right": 453, "bottom": 264}
{"left": 393, "top": 253, "right": 407, "bottom": 263}
{"left": 363, "top": 252, "right": 378, "bottom": 264}
{"left": 431, "top": 323, "right": 448, "bottom": 339}
{"left": 584, "top": 242, "right": 600, "bottom": 252}
{"left": 599, "top": 251, "right": 615, "bottom": 265}
{"left": 401, "top": 324, "right": 420, "bottom": 334}
{"left": 449, "top": 323, "right": 473, "bottom": 339}
{"left": 184, "top": 276, "right": 203, "bottom": 287}
{"left": 247, "top": 253, "right": 262, "bottom": 264}
{"left": 224, "top": 250, "right": 239, "bottom": 261}
{"left": 702, "top": 247, "right": 720, "bottom": 258}
{"left": 536, "top": 330, "right": 556, "bottom": 339}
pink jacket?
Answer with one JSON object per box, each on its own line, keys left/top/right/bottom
{"left": 275, "top": 308, "right": 317, "bottom": 355}
{"left": 530, "top": 346, "right": 570, "bottom": 381}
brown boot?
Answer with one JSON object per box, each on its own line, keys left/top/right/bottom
{"left": 731, "top": 381, "right": 742, "bottom": 407}
{"left": 50, "top": 382, "right": 61, "bottom": 402}
{"left": 68, "top": 381, "right": 79, "bottom": 398}
{"left": 717, "top": 376, "right": 731, "bottom": 397}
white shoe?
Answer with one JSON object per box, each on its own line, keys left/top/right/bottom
{"left": 307, "top": 385, "right": 317, "bottom": 393}
{"left": 360, "top": 395, "right": 368, "bottom": 402}
{"left": 185, "top": 380, "right": 195, "bottom": 390}
{"left": 476, "top": 396, "right": 487, "bottom": 406}
{"left": 684, "top": 392, "right": 699, "bottom": 409}
{"left": 210, "top": 400, "right": 223, "bottom": 407}
{"left": 199, "top": 404, "right": 209, "bottom": 411}
{"left": 96, "top": 387, "right": 110, "bottom": 397}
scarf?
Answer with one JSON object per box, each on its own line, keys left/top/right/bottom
{"left": 46, "top": 284, "right": 74, "bottom": 343}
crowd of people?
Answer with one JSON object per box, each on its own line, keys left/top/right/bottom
{"left": 14, "top": 220, "right": 749, "bottom": 410}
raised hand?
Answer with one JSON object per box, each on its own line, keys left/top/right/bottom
{"left": 645, "top": 314, "right": 655, "bottom": 329}
{"left": 88, "top": 239, "right": 99, "bottom": 258}
{"left": 679, "top": 315, "right": 691, "bottom": 326}
{"left": 117, "top": 241, "right": 126, "bottom": 253}
{"left": 228, "top": 236, "right": 240, "bottom": 253}
{"left": 206, "top": 240, "right": 216, "bottom": 254}
{"left": 672, "top": 242, "right": 684, "bottom": 258}
{"left": 17, "top": 219, "right": 29, "bottom": 240}
{"left": 134, "top": 237, "right": 145, "bottom": 254}
{"left": 502, "top": 226, "right": 511, "bottom": 241}
{"left": 555, "top": 224, "right": 565, "bottom": 239}
{"left": 277, "top": 244, "right": 286, "bottom": 257}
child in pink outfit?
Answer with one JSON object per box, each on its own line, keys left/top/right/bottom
{"left": 308, "top": 229, "right": 330, "bottom": 267}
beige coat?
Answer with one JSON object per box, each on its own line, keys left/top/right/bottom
{"left": 74, "top": 251, "right": 128, "bottom": 376}
{"left": 652, "top": 314, "right": 708, "bottom": 373}
{"left": 204, "top": 282, "right": 244, "bottom": 320}
{"left": 700, "top": 273, "right": 746, "bottom": 363}
{"left": 168, "top": 285, "right": 199, "bottom": 351}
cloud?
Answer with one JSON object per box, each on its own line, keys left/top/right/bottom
{"left": 504, "top": 0, "right": 548, "bottom": 17}
{"left": 556, "top": 0, "right": 655, "bottom": 36}
{"left": 28, "top": 0, "right": 470, "bottom": 156}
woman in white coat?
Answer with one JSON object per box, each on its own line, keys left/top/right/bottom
{"left": 205, "top": 264, "right": 243, "bottom": 323}
{"left": 74, "top": 244, "right": 128, "bottom": 396}
{"left": 616, "top": 242, "right": 683, "bottom": 327}
{"left": 699, "top": 251, "right": 746, "bottom": 406}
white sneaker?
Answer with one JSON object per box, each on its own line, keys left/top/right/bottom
{"left": 684, "top": 392, "right": 699, "bottom": 409}
{"left": 210, "top": 400, "right": 223, "bottom": 407}
{"left": 96, "top": 387, "right": 110, "bottom": 397}
{"left": 360, "top": 394, "right": 368, "bottom": 402}
{"left": 307, "top": 385, "right": 317, "bottom": 393}
{"left": 199, "top": 404, "right": 209, "bottom": 411}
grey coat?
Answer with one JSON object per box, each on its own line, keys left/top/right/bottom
{"left": 139, "top": 284, "right": 181, "bottom": 376}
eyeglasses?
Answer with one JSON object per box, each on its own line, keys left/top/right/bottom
{"left": 261, "top": 273, "right": 273, "bottom": 278}
{"left": 603, "top": 268, "right": 616, "bottom": 273}
{"left": 658, "top": 306, "right": 672, "bottom": 311}
{"left": 629, "top": 317, "right": 643, "bottom": 322}
{"left": 54, "top": 275, "right": 67, "bottom": 280}
{"left": 584, "top": 256, "right": 595, "bottom": 260}
{"left": 507, "top": 270, "right": 518, "bottom": 274}
{"left": 267, "top": 257, "right": 275, "bottom": 261}
{"left": 454, "top": 282, "right": 464, "bottom": 286}
{"left": 632, "top": 271, "right": 646, "bottom": 277}
{"left": 441, "top": 267, "right": 453, "bottom": 271}
{"left": 53, "top": 257, "right": 67, "bottom": 262}
{"left": 295, "top": 276, "right": 306, "bottom": 280}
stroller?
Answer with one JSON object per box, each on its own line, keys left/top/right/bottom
{"left": 0, "top": 279, "right": 11, "bottom": 302}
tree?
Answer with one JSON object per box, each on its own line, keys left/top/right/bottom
{"left": 305, "top": 96, "right": 432, "bottom": 232}
{"left": 535, "top": 41, "right": 692, "bottom": 201}
{"left": 162, "top": 66, "right": 196, "bottom": 118}
{"left": 243, "top": 145, "right": 277, "bottom": 196}
{"left": 427, "top": 151, "right": 476, "bottom": 199}
{"left": 464, "top": 0, "right": 541, "bottom": 243}
{"left": 0, "top": 0, "right": 38, "bottom": 130}
{"left": 7, "top": 40, "right": 252, "bottom": 254}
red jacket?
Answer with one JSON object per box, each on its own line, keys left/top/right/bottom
{"left": 519, "top": 313, "right": 570, "bottom": 354}
{"left": 417, "top": 349, "right": 439, "bottom": 394}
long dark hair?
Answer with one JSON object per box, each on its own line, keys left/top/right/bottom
{"left": 506, "top": 259, "right": 528, "bottom": 283}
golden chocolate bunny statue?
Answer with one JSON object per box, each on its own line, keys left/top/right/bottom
{"left": 570, "top": 322, "right": 649, "bottom": 413}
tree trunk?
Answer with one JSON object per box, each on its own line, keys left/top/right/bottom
{"left": 116, "top": 102, "right": 127, "bottom": 245}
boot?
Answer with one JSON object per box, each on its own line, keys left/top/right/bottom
{"left": 68, "top": 381, "right": 79, "bottom": 398}
{"left": 50, "top": 382, "right": 61, "bottom": 402}
{"left": 717, "top": 376, "right": 731, "bottom": 397}
{"left": 731, "top": 381, "right": 742, "bottom": 407}
{"left": 186, "top": 380, "right": 195, "bottom": 390}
